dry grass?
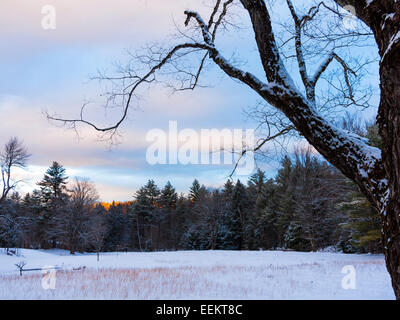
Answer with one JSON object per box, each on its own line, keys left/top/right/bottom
{"left": 0, "top": 266, "right": 262, "bottom": 299}
{"left": 0, "top": 260, "right": 394, "bottom": 299}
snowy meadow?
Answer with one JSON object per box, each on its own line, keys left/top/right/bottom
{"left": 0, "top": 249, "right": 394, "bottom": 299}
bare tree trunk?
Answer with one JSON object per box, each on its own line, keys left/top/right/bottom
{"left": 344, "top": 0, "right": 400, "bottom": 299}
{"left": 136, "top": 216, "right": 143, "bottom": 252}
{"left": 158, "top": 221, "right": 161, "bottom": 251}
{"left": 377, "top": 37, "right": 400, "bottom": 300}
{"left": 70, "top": 238, "right": 75, "bottom": 255}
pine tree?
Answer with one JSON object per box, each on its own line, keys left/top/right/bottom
{"left": 173, "top": 193, "right": 188, "bottom": 249}
{"left": 291, "top": 153, "right": 328, "bottom": 251}
{"left": 189, "top": 179, "right": 201, "bottom": 203}
{"left": 22, "top": 190, "right": 45, "bottom": 248}
{"left": 211, "top": 180, "right": 235, "bottom": 249}
{"left": 222, "top": 179, "right": 234, "bottom": 197}
{"left": 158, "top": 181, "right": 178, "bottom": 249}
{"left": 36, "top": 162, "right": 69, "bottom": 248}
{"left": 274, "top": 155, "right": 296, "bottom": 248}
{"left": 231, "top": 180, "right": 251, "bottom": 250}
{"left": 133, "top": 180, "right": 160, "bottom": 250}
{"left": 159, "top": 181, "right": 177, "bottom": 209}
{"left": 246, "top": 169, "right": 267, "bottom": 249}
{"left": 275, "top": 155, "right": 292, "bottom": 190}
{"left": 37, "top": 161, "right": 68, "bottom": 201}
{"left": 247, "top": 168, "right": 266, "bottom": 201}
{"left": 104, "top": 202, "right": 129, "bottom": 251}
{"left": 340, "top": 190, "right": 381, "bottom": 253}
{"left": 134, "top": 180, "right": 160, "bottom": 216}
{"left": 253, "top": 179, "right": 279, "bottom": 249}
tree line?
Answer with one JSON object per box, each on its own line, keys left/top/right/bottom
{"left": 0, "top": 142, "right": 381, "bottom": 256}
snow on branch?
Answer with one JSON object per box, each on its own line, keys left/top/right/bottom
{"left": 184, "top": 11, "right": 214, "bottom": 47}
{"left": 183, "top": 8, "right": 284, "bottom": 100}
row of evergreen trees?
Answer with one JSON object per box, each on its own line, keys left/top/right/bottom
{"left": 0, "top": 149, "right": 381, "bottom": 254}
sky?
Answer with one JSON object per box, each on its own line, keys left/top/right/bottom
{"left": 0, "top": 0, "right": 380, "bottom": 201}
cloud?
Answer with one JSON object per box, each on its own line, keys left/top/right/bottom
{"left": 0, "top": 95, "right": 149, "bottom": 167}
{"left": 0, "top": 92, "right": 265, "bottom": 201}
{"left": 0, "top": 1, "right": 277, "bottom": 201}
{"left": 0, "top": 0, "right": 210, "bottom": 60}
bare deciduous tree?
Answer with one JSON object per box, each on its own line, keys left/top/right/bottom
{"left": 88, "top": 210, "right": 107, "bottom": 261}
{"left": 57, "top": 178, "right": 99, "bottom": 254}
{"left": 0, "top": 137, "right": 30, "bottom": 204}
{"left": 14, "top": 260, "right": 27, "bottom": 276}
{"left": 48, "top": 1, "right": 400, "bottom": 298}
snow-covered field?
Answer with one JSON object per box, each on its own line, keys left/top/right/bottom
{"left": 0, "top": 249, "right": 394, "bottom": 299}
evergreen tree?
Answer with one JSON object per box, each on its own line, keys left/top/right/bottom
{"left": 134, "top": 180, "right": 160, "bottom": 218}
{"left": 36, "top": 162, "right": 69, "bottom": 248}
{"left": 213, "top": 180, "right": 236, "bottom": 249}
{"left": 159, "top": 181, "right": 177, "bottom": 209}
{"left": 340, "top": 190, "right": 381, "bottom": 253}
{"left": 247, "top": 168, "right": 266, "bottom": 201}
{"left": 37, "top": 161, "right": 68, "bottom": 201}
{"left": 133, "top": 180, "right": 160, "bottom": 250}
{"left": 253, "top": 179, "right": 280, "bottom": 249}
{"left": 222, "top": 179, "right": 234, "bottom": 197}
{"left": 274, "top": 155, "right": 296, "bottom": 248}
{"left": 173, "top": 193, "right": 189, "bottom": 249}
{"left": 189, "top": 179, "right": 201, "bottom": 203}
{"left": 105, "top": 202, "right": 130, "bottom": 251}
{"left": 246, "top": 169, "right": 267, "bottom": 249}
{"left": 23, "top": 190, "right": 45, "bottom": 248}
{"left": 274, "top": 151, "right": 345, "bottom": 251}
{"left": 231, "top": 180, "right": 251, "bottom": 249}
{"left": 159, "top": 181, "right": 178, "bottom": 248}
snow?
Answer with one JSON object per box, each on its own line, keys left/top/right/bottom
{"left": 184, "top": 10, "right": 213, "bottom": 46}
{"left": 310, "top": 51, "right": 334, "bottom": 85}
{"left": 382, "top": 13, "right": 396, "bottom": 30}
{"left": 382, "top": 30, "right": 400, "bottom": 62}
{"left": 0, "top": 248, "right": 394, "bottom": 299}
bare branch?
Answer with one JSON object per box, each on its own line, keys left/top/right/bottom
{"left": 47, "top": 42, "right": 211, "bottom": 134}
{"left": 0, "top": 137, "right": 30, "bottom": 203}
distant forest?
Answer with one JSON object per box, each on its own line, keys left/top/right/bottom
{"left": 0, "top": 145, "right": 381, "bottom": 255}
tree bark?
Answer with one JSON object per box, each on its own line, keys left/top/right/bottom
{"left": 335, "top": 0, "right": 400, "bottom": 299}
{"left": 374, "top": 3, "right": 400, "bottom": 301}
{"left": 379, "top": 61, "right": 400, "bottom": 299}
